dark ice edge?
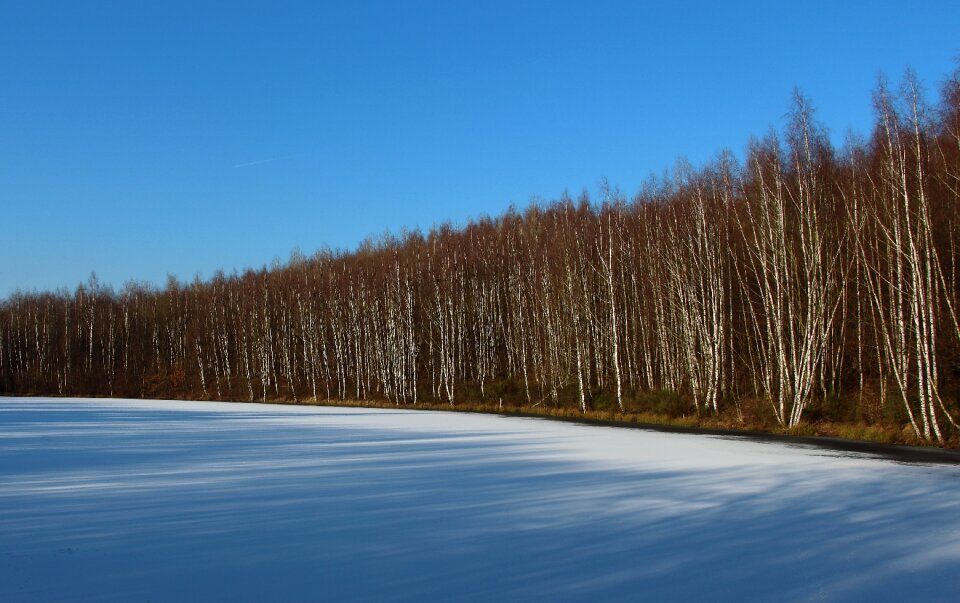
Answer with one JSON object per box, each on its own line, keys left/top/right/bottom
{"left": 496, "top": 411, "right": 960, "bottom": 466}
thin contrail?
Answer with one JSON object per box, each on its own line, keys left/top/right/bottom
{"left": 232, "top": 155, "right": 292, "bottom": 169}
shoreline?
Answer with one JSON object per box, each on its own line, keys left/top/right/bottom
{"left": 5, "top": 393, "right": 960, "bottom": 464}
{"left": 233, "top": 397, "right": 960, "bottom": 464}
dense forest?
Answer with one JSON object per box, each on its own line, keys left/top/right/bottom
{"left": 3, "top": 69, "right": 960, "bottom": 442}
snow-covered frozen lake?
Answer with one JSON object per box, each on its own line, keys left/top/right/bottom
{"left": 1, "top": 398, "right": 959, "bottom": 601}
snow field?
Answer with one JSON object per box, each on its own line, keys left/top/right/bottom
{"left": 1, "top": 397, "right": 959, "bottom": 601}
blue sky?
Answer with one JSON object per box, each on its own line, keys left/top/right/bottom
{"left": 2, "top": 1, "right": 958, "bottom": 297}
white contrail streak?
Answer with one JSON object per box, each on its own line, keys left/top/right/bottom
{"left": 232, "top": 156, "right": 292, "bottom": 168}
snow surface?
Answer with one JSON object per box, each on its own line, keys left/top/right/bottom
{"left": 1, "top": 398, "right": 959, "bottom": 602}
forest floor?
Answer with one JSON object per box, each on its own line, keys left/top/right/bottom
{"left": 2, "top": 397, "right": 959, "bottom": 601}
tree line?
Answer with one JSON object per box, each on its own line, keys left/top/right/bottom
{"left": 3, "top": 69, "right": 959, "bottom": 441}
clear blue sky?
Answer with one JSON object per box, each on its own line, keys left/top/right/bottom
{"left": 2, "top": 1, "right": 958, "bottom": 298}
